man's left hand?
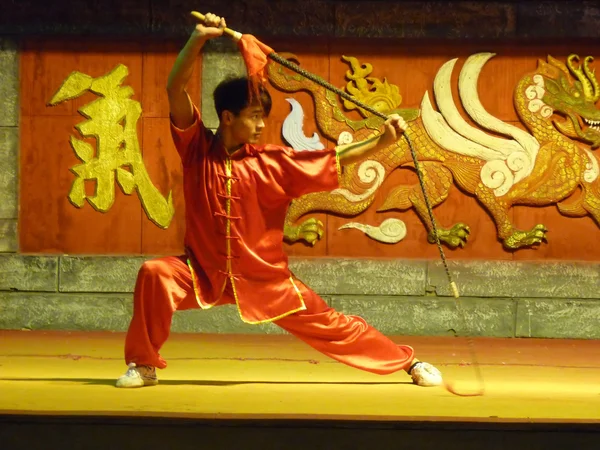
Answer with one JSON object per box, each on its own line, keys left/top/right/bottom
{"left": 385, "top": 114, "right": 407, "bottom": 140}
{"left": 377, "top": 113, "right": 407, "bottom": 150}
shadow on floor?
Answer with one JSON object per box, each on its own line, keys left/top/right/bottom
{"left": 0, "top": 377, "right": 412, "bottom": 386}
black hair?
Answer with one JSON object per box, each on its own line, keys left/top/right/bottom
{"left": 213, "top": 76, "right": 272, "bottom": 120}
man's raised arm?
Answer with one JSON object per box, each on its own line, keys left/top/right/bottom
{"left": 167, "top": 12, "right": 226, "bottom": 129}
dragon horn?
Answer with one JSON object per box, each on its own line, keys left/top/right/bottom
{"left": 567, "top": 54, "right": 595, "bottom": 101}
{"left": 583, "top": 56, "right": 600, "bottom": 103}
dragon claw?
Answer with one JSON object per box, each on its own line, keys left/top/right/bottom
{"left": 504, "top": 224, "right": 548, "bottom": 249}
{"left": 284, "top": 218, "right": 325, "bottom": 246}
{"left": 428, "top": 222, "right": 470, "bottom": 249}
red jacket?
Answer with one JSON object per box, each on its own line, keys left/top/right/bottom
{"left": 171, "top": 107, "right": 340, "bottom": 323}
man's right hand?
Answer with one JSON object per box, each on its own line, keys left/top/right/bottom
{"left": 192, "top": 12, "right": 226, "bottom": 40}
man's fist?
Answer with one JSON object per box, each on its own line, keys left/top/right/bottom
{"left": 385, "top": 114, "right": 407, "bottom": 138}
{"left": 377, "top": 113, "right": 407, "bottom": 150}
{"left": 193, "top": 12, "right": 226, "bottom": 39}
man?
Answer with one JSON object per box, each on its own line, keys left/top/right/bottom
{"left": 116, "top": 13, "right": 442, "bottom": 388}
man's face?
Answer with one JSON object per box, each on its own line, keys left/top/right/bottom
{"left": 229, "top": 104, "right": 266, "bottom": 146}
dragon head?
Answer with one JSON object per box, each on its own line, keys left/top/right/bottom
{"left": 535, "top": 54, "right": 600, "bottom": 149}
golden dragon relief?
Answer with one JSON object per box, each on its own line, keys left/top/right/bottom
{"left": 270, "top": 53, "right": 600, "bottom": 250}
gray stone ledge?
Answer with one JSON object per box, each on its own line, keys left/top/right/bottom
{"left": 330, "top": 295, "right": 516, "bottom": 337}
{"left": 0, "top": 127, "right": 18, "bottom": 219}
{"left": 59, "top": 256, "right": 148, "bottom": 293}
{"left": 56, "top": 256, "right": 430, "bottom": 296}
{"left": 0, "top": 40, "right": 18, "bottom": 127}
{"left": 0, "top": 255, "right": 57, "bottom": 292}
{"left": 516, "top": 298, "right": 600, "bottom": 339}
{"left": 3, "top": 255, "right": 598, "bottom": 300}
{"left": 0, "top": 292, "right": 133, "bottom": 331}
{"left": 0, "top": 292, "right": 285, "bottom": 334}
{"left": 0, "top": 219, "right": 17, "bottom": 252}
{"left": 289, "top": 258, "right": 427, "bottom": 296}
{"left": 3, "top": 290, "right": 600, "bottom": 339}
{"left": 429, "top": 260, "right": 600, "bottom": 299}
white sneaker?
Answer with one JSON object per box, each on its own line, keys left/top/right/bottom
{"left": 410, "top": 362, "right": 443, "bottom": 387}
{"left": 116, "top": 362, "right": 158, "bottom": 388}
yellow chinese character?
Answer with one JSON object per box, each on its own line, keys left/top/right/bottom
{"left": 48, "top": 64, "right": 174, "bottom": 229}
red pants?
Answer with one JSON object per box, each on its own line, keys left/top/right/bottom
{"left": 124, "top": 256, "right": 415, "bottom": 375}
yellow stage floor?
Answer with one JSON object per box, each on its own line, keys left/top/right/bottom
{"left": 1, "top": 331, "right": 599, "bottom": 423}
